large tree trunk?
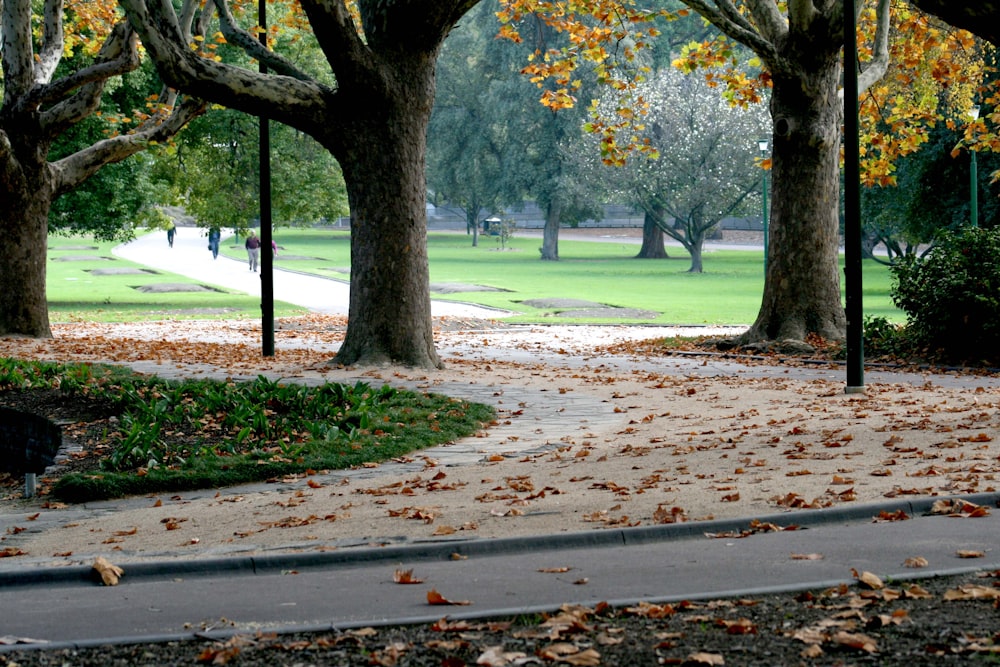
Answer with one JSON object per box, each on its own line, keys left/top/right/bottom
{"left": 539, "top": 200, "right": 560, "bottom": 261}
{"left": 635, "top": 210, "right": 668, "bottom": 259}
{"left": 329, "top": 53, "right": 441, "bottom": 368}
{"left": 740, "top": 57, "right": 846, "bottom": 344}
{"left": 0, "top": 166, "right": 53, "bottom": 338}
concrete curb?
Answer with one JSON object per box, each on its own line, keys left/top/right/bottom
{"left": 3, "top": 492, "right": 995, "bottom": 590}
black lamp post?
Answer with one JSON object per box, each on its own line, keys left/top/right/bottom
{"left": 969, "top": 105, "right": 980, "bottom": 227}
{"left": 758, "top": 139, "right": 769, "bottom": 273}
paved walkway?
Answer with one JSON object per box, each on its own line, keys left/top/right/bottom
{"left": 1, "top": 230, "right": 998, "bottom": 650}
{"left": 113, "top": 228, "right": 510, "bottom": 318}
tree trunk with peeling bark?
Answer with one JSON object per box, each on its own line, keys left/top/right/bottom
{"left": 747, "top": 59, "right": 846, "bottom": 342}
{"left": 0, "top": 161, "right": 55, "bottom": 338}
{"left": 331, "top": 55, "right": 441, "bottom": 367}
{"left": 680, "top": 0, "right": 893, "bottom": 346}
{"left": 0, "top": 0, "right": 202, "bottom": 337}
{"left": 120, "top": 0, "right": 480, "bottom": 368}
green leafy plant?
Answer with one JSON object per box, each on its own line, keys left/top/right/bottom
{"left": 0, "top": 358, "right": 493, "bottom": 501}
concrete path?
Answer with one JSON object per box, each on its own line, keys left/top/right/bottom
{"left": 113, "top": 228, "right": 511, "bottom": 318}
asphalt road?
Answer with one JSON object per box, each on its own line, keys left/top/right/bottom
{"left": 2, "top": 495, "right": 998, "bottom": 649}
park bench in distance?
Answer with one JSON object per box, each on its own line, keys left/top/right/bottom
{"left": 0, "top": 407, "right": 62, "bottom": 498}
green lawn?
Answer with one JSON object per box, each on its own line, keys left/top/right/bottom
{"left": 45, "top": 229, "right": 902, "bottom": 326}
{"left": 47, "top": 235, "right": 306, "bottom": 323}
{"left": 256, "top": 228, "right": 903, "bottom": 325}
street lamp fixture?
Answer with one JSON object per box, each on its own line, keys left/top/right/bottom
{"left": 758, "top": 139, "right": 769, "bottom": 272}
{"left": 969, "top": 105, "right": 980, "bottom": 227}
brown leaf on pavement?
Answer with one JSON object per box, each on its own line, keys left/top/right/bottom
{"left": 427, "top": 588, "right": 471, "bottom": 606}
{"left": 957, "top": 550, "right": 986, "bottom": 559}
{"left": 683, "top": 652, "right": 725, "bottom": 665}
{"left": 92, "top": 556, "right": 124, "bottom": 586}
{"left": 853, "top": 569, "right": 884, "bottom": 590}
{"left": 929, "top": 499, "right": 990, "bottom": 517}
{"left": 790, "top": 553, "right": 824, "bottom": 561}
{"left": 903, "top": 556, "right": 929, "bottom": 568}
{"left": 393, "top": 569, "right": 424, "bottom": 584}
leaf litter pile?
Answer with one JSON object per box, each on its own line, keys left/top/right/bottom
{"left": 3, "top": 569, "right": 1000, "bottom": 665}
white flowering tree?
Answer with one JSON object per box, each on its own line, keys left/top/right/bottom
{"left": 594, "top": 67, "right": 769, "bottom": 272}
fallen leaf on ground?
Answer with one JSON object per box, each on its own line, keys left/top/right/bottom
{"left": 790, "top": 553, "right": 824, "bottom": 561}
{"left": 904, "top": 556, "right": 929, "bottom": 568}
{"left": 537, "top": 644, "right": 600, "bottom": 666}
{"left": 943, "top": 585, "right": 1000, "bottom": 600}
{"left": 92, "top": 556, "right": 124, "bottom": 586}
{"left": 957, "top": 550, "right": 986, "bottom": 558}
{"left": 427, "top": 589, "right": 471, "bottom": 606}
{"left": 832, "top": 631, "right": 878, "bottom": 653}
{"left": 475, "top": 645, "right": 526, "bottom": 666}
{"left": 929, "top": 499, "right": 990, "bottom": 517}
{"left": 853, "top": 569, "right": 884, "bottom": 590}
{"left": 683, "top": 652, "right": 725, "bottom": 665}
{"left": 393, "top": 569, "right": 424, "bottom": 584}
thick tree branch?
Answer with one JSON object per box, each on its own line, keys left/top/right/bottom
{"left": 34, "top": 0, "right": 65, "bottom": 84}
{"left": 298, "top": 0, "right": 372, "bottom": 84}
{"left": 2, "top": 0, "right": 35, "bottom": 99}
{"left": 681, "top": 0, "right": 782, "bottom": 67}
{"left": 910, "top": 0, "right": 1000, "bottom": 46}
{"left": 30, "top": 23, "right": 139, "bottom": 132}
{"left": 50, "top": 93, "right": 206, "bottom": 196}
{"left": 119, "top": 0, "right": 330, "bottom": 130}
{"left": 856, "top": 0, "right": 891, "bottom": 94}
{"left": 745, "top": 0, "right": 788, "bottom": 43}
{"left": 358, "top": 0, "right": 481, "bottom": 51}
{"left": 212, "top": 0, "right": 314, "bottom": 81}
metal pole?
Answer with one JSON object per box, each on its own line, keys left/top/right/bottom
{"left": 843, "top": 0, "right": 864, "bottom": 393}
{"left": 971, "top": 150, "right": 979, "bottom": 227}
{"left": 762, "top": 163, "right": 769, "bottom": 273}
{"left": 259, "top": 0, "right": 275, "bottom": 357}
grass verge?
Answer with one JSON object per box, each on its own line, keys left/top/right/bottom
{"left": 0, "top": 358, "right": 494, "bottom": 502}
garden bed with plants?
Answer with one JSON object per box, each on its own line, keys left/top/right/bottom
{"left": 0, "top": 358, "right": 494, "bottom": 503}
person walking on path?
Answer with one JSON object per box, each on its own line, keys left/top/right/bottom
{"left": 245, "top": 230, "right": 261, "bottom": 272}
{"left": 208, "top": 227, "right": 221, "bottom": 259}
{"left": 166, "top": 221, "right": 176, "bottom": 247}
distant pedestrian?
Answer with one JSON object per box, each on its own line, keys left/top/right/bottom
{"left": 166, "top": 221, "right": 176, "bottom": 247}
{"left": 271, "top": 239, "right": 278, "bottom": 257}
{"left": 208, "top": 227, "right": 221, "bottom": 259}
{"left": 245, "top": 230, "right": 261, "bottom": 272}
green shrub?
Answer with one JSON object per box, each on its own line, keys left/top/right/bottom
{"left": 861, "top": 315, "right": 911, "bottom": 359}
{"left": 890, "top": 227, "right": 1000, "bottom": 363}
